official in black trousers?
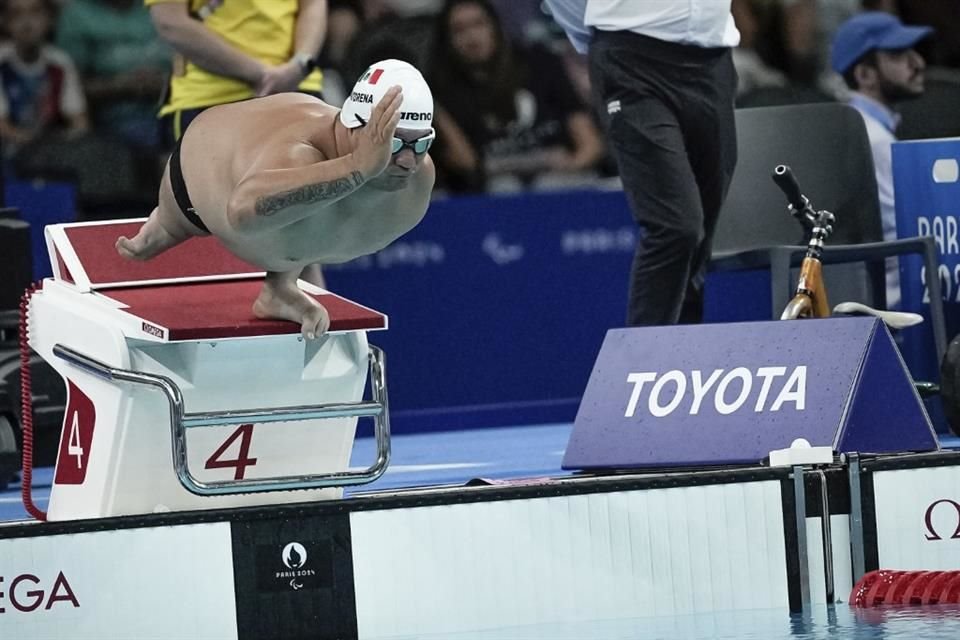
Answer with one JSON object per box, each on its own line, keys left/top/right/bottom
{"left": 545, "top": 0, "right": 739, "bottom": 326}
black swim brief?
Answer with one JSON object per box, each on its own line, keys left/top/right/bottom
{"left": 169, "top": 137, "right": 210, "bottom": 234}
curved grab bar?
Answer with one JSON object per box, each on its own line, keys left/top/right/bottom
{"left": 52, "top": 343, "right": 391, "bottom": 496}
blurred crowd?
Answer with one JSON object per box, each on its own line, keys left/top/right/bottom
{"left": 1, "top": 0, "right": 959, "bottom": 216}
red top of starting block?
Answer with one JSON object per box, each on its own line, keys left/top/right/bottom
{"left": 43, "top": 220, "right": 386, "bottom": 341}
{"left": 48, "top": 220, "right": 262, "bottom": 289}
{"left": 106, "top": 281, "right": 384, "bottom": 340}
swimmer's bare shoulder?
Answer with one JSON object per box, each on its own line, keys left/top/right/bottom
{"left": 190, "top": 94, "right": 340, "bottom": 164}
{"left": 198, "top": 92, "right": 337, "bottom": 128}
{"left": 250, "top": 107, "right": 340, "bottom": 174}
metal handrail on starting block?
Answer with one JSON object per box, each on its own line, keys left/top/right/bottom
{"left": 52, "top": 343, "right": 391, "bottom": 496}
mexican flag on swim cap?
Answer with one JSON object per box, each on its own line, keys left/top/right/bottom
{"left": 339, "top": 59, "right": 434, "bottom": 130}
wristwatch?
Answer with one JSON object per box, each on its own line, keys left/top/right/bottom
{"left": 293, "top": 52, "right": 317, "bottom": 75}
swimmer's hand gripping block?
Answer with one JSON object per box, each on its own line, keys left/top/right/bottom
{"left": 563, "top": 317, "right": 938, "bottom": 470}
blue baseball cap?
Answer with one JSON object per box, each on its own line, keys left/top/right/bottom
{"left": 831, "top": 12, "right": 933, "bottom": 74}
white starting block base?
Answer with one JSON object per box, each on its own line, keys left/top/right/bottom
{"left": 27, "top": 221, "right": 388, "bottom": 521}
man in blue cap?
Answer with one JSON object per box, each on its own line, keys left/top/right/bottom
{"left": 831, "top": 11, "right": 932, "bottom": 309}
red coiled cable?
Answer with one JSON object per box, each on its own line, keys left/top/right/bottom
{"left": 19, "top": 282, "right": 47, "bottom": 521}
{"left": 851, "top": 569, "right": 960, "bottom": 607}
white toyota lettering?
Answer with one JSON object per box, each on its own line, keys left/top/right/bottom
{"left": 624, "top": 366, "right": 807, "bottom": 418}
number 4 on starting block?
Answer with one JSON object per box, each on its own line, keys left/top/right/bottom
{"left": 55, "top": 382, "right": 96, "bottom": 485}
{"left": 205, "top": 424, "right": 258, "bottom": 481}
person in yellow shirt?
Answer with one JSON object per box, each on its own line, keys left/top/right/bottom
{"left": 148, "top": 0, "right": 328, "bottom": 284}
{"left": 147, "top": 0, "right": 327, "bottom": 146}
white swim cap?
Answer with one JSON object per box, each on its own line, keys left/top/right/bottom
{"left": 339, "top": 59, "right": 434, "bottom": 130}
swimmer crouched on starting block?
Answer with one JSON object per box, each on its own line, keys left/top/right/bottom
{"left": 116, "top": 59, "right": 436, "bottom": 339}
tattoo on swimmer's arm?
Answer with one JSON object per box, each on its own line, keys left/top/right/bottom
{"left": 254, "top": 171, "right": 365, "bottom": 217}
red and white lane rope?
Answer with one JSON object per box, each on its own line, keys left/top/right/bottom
{"left": 851, "top": 570, "right": 960, "bottom": 607}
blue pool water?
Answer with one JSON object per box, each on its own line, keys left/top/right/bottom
{"left": 382, "top": 605, "right": 960, "bottom": 639}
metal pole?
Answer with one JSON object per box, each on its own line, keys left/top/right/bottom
{"left": 794, "top": 465, "right": 811, "bottom": 608}
{"left": 816, "top": 469, "right": 834, "bottom": 602}
{"left": 848, "top": 453, "right": 866, "bottom": 584}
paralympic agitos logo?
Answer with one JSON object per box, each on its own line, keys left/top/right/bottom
{"left": 924, "top": 499, "right": 960, "bottom": 541}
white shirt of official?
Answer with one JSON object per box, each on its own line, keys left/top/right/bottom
{"left": 585, "top": 0, "right": 740, "bottom": 48}
{"left": 543, "top": 0, "right": 740, "bottom": 53}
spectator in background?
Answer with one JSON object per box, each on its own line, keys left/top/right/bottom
{"left": 898, "top": 0, "right": 960, "bottom": 69}
{"left": 322, "top": 0, "right": 443, "bottom": 97}
{"left": 779, "top": 0, "right": 900, "bottom": 97}
{"left": 316, "top": 0, "right": 363, "bottom": 105}
{"left": 429, "top": 0, "right": 603, "bottom": 193}
{"left": 324, "top": 2, "right": 363, "bottom": 67}
{"left": 362, "top": 0, "right": 440, "bottom": 20}
{"left": 314, "top": 0, "right": 437, "bottom": 107}
{"left": 55, "top": 0, "right": 170, "bottom": 152}
{"left": 780, "top": 0, "right": 862, "bottom": 90}
{"left": 731, "top": 0, "right": 789, "bottom": 97}
{"left": 146, "top": 0, "right": 327, "bottom": 148}
{"left": 831, "top": 11, "right": 932, "bottom": 308}
{"left": 489, "top": 0, "right": 544, "bottom": 44}
{"left": 0, "top": 0, "right": 88, "bottom": 160}
{"left": 336, "top": 2, "right": 435, "bottom": 95}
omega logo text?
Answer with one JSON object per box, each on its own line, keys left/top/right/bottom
{"left": 924, "top": 499, "right": 960, "bottom": 541}
{"left": 0, "top": 572, "right": 79, "bottom": 613}
{"left": 624, "top": 366, "right": 807, "bottom": 418}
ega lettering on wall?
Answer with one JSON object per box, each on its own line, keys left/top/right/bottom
{"left": 0, "top": 572, "right": 79, "bottom": 614}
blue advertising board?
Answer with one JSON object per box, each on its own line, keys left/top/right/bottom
{"left": 563, "top": 317, "right": 937, "bottom": 470}
{"left": 894, "top": 138, "right": 960, "bottom": 381}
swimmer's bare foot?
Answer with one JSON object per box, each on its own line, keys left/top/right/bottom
{"left": 253, "top": 276, "right": 330, "bottom": 340}
{"left": 116, "top": 209, "right": 184, "bottom": 261}
{"left": 116, "top": 235, "right": 150, "bottom": 260}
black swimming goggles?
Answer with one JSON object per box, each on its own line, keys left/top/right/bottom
{"left": 391, "top": 129, "right": 436, "bottom": 155}
{"left": 355, "top": 115, "right": 435, "bottom": 155}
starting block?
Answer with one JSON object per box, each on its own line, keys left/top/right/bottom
{"left": 26, "top": 220, "right": 390, "bottom": 520}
